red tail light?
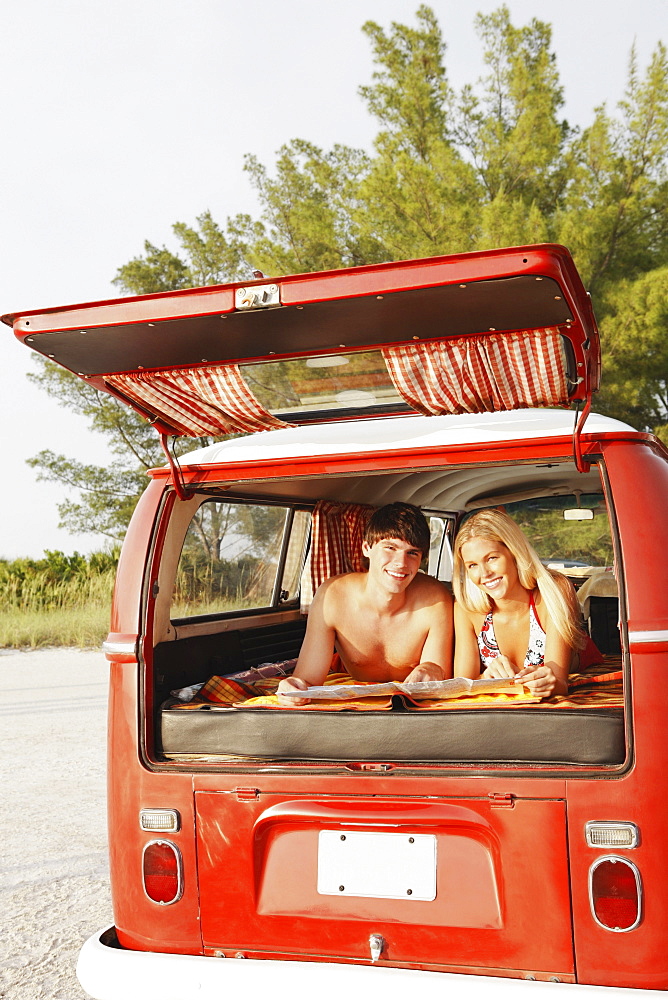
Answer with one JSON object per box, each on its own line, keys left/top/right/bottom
{"left": 590, "top": 856, "right": 641, "bottom": 931}
{"left": 142, "top": 840, "right": 183, "bottom": 904}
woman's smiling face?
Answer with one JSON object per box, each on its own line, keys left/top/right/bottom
{"left": 460, "top": 535, "right": 521, "bottom": 602}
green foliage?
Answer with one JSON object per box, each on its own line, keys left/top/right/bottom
{"left": 594, "top": 266, "right": 668, "bottom": 428}
{"left": 107, "top": 7, "right": 668, "bottom": 434}
{"left": 27, "top": 354, "right": 212, "bottom": 541}
{"left": 466, "top": 8, "right": 569, "bottom": 207}
{"left": 507, "top": 498, "right": 614, "bottom": 567}
{"left": 556, "top": 43, "right": 668, "bottom": 294}
{"left": 515, "top": 511, "right": 614, "bottom": 567}
{"left": 176, "top": 501, "right": 286, "bottom": 615}
{"left": 27, "top": 448, "right": 147, "bottom": 539}
{"left": 0, "top": 548, "right": 119, "bottom": 611}
{"left": 113, "top": 211, "right": 253, "bottom": 293}
{"left": 242, "top": 141, "right": 383, "bottom": 274}
{"left": 112, "top": 241, "right": 191, "bottom": 294}
{"left": 29, "top": 6, "right": 668, "bottom": 547}
{"left": 357, "top": 7, "right": 480, "bottom": 259}
{"left": 173, "top": 554, "right": 267, "bottom": 611}
{"left": 0, "top": 549, "right": 118, "bottom": 647}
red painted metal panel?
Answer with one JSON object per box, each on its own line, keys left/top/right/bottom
{"left": 562, "top": 437, "right": 668, "bottom": 990}
{"left": 195, "top": 792, "right": 574, "bottom": 976}
{"left": 566, "top": 650, "right": 668, "bottom": 989}
{"left": 146, "top": 432, "right": 615, "bottom": 494}
{"left": 3, "top": 285, "right": 236, "bottom": 333}
{"left": 107, "top": 660, "right": 203, "bottom": 954}
{"left": 1, "top": 244, "right": 584, "bottom": 329}
{"left": 601, "top": 439, "right": 668, "bottom": 634}
{"left": 107, "top": 479, "right": 166, "bottom": 640}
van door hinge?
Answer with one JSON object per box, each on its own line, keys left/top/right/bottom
{"left": 234, "top": 787, "right": 260, "bottom": 801}
{"left": 489, "top": 792, "right": 515, "bottom": 809}
{"left": 572, "top": 396, "right": 592, "bottom": 473}
{"left": 235, "top": 283, "right": 279, "bottom": 309}
{"left": 159, "top": 433, "right": 195, "bottom": 501}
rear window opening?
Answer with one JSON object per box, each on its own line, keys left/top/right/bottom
{"left": 147, "top": 456, "right": 625, "bottom": 773}
{"left": 240, "top": 349, "right": 410, "bottom": 422}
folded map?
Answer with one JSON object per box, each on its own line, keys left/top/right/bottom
{"left": 281, "top": 676, "right": 534, "bottom": 702}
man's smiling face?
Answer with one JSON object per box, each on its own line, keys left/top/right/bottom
{"left": 362, "top": 536, "right": 423, "bottom": 594}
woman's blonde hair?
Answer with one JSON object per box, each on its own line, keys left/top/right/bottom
{"left": 452, "top": 508, "right": 584, "bottom": 649}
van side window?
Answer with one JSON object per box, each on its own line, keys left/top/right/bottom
{"left": 427, "top": 515, "right": 455, "bottom": 582}
{"left": 504, "top": 494, "right": 614, "bottom": 570}
{"left": 504, "top": 494, "right": 618, "bottom": 654}
{"left": 171, "top": 500, "right": 310, "bottom": 621}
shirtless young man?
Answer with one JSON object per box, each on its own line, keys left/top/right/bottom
{"left": 277, "top": 502, "right": 454, "bottom": 705}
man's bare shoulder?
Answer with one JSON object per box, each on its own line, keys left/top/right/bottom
{"left": 315, "top": 572, "right": 365, "bottom": 603}
{"left": 408, "top": 573, "right": 453, "bottom": 605}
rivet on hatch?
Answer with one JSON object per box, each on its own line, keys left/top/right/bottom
{"left": 369, "top": 934, "right": 385, "bottom": 962}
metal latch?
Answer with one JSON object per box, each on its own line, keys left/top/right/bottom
{"left": 489, "top": 792, "right": 515, "bottom": 809}
{"left": 235, "top": 283, "right": 280, "bottom": 309}
{"left": 234, "top": 787, "right": 260, "bottom": 801}
{"left": 345, "top": 762, "right": 394, "bottom": 772}
{"left": 369, "top": 934, "right": 385, "bottom": 962}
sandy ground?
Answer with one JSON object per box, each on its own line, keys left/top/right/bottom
{"left": 0, "top": 648, "right": 111, "bottom": 1000}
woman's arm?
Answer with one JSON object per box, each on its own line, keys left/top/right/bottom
{"left": 453, "top": 602, "right": 483, "bottom": 679}
{"left": 514, "top": 590, "right": 571, "bottom": 698}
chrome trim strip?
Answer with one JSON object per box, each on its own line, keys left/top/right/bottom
{"left": 588, "top": 855, "right": 642, "bottom": 932}
{"left": 629, "top": 630, "right": 668, "bottom": 643}
{"left": 142, "top": 840, "right": 184, "bottom": 905}
{"left": 102, "top": 640, "right": 137, "bottom": 655}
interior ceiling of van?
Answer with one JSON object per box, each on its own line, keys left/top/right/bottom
{"left": 204, "top": 459, "right": 603, "bottom": 512}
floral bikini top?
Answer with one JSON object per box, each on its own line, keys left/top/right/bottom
{"left": 477, "top": 591, "right": 546, "bottom": 670}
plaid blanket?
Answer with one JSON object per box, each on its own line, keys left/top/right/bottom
{"left": 172, "top": 656, "right": 623, "bottom": 713}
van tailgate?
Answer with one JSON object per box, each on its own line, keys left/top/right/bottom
{"left": 195, "top": 791, "right": 574, "bottom": 979}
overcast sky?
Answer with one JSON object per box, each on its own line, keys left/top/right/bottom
{"left": 1, "top": 0, "right": 666, "bottom": 559}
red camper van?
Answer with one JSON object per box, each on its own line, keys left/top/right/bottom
{"left": 6, "top": 245, "right": 668, "bottom": 998}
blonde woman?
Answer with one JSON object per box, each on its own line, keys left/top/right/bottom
{"left": 453, "top": 509, "right": 585, "bottom": 699}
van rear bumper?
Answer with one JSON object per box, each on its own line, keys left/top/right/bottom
{"left": 77, "top": 926, "right": 659, "bottom": 1000}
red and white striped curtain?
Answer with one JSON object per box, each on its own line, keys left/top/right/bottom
{"left": 106, "top": 365, "right": 292, "bottom": 437}
{"left": 382, "top": 328, "right": 569, "bottom": 415}
{"left": 300, "top": 500, "right": 376, "bottom": 612}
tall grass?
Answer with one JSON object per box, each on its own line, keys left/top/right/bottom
{"left": 0, "top": 550, "right": 118, "bottom": 649}
{"left": 0, "top": 548, "right": 267, "bottom": 647}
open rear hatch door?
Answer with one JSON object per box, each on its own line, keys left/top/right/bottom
{"left": 4, "top": 243, "right": 599, "bottom": 439}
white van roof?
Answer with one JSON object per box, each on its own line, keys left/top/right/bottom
{"left": 178, "top": 409, "right": 633, "bottom": 469}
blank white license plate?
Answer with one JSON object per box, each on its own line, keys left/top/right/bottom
{"left": 317, "top": 830, "right": 437, "bottom": 900}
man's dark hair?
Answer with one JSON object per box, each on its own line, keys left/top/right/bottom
{"left": 364, "top": 502, "right": 431, "bottom": 557}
